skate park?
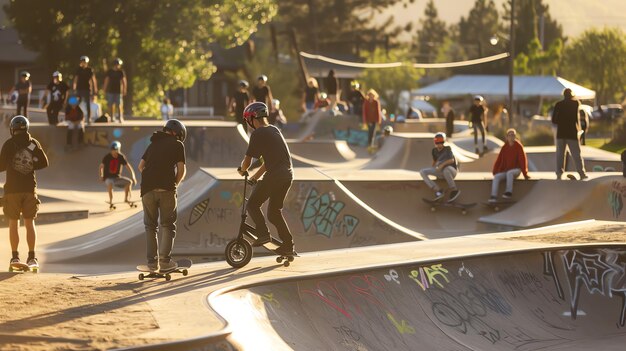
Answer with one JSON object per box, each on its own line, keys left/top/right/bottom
{"left": 1, "top": 105, "right": 626, "bottom": 350}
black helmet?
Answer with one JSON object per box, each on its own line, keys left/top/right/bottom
{"left": 10, "top": 115, "right": 29, "bottom": 136}
{"left": 163, "top": 119, "right": 187, "bottom": 142}
{"left": 243, "top": 102, "right": 269, "bottom": 129}
{"left": 238, "top": 79, "right": 249, "bottom": 88}
{"left": 113, "top": 58, "right": 123, "bottom": 66}
{"left": 20, "top": 71, "right": 30, "bottom": 78}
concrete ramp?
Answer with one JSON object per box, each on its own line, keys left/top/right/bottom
{"left": 214, "top": 245, "right": 626, "bottom": 350}
{"left": 525, "top": 146, "right": 623, "bottom": 172}
{"left": 392, "top": 118, "right": 470, "bottom": 134}
{"left": 480, "top": 175, "right": 626, "bottom": 227}
{"left": 287, "top": 139, "right": 356, "bottom": 163}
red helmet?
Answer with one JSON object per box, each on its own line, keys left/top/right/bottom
{"left": 434, "top": 132, "right": 446, "bottom": 144}
{"left": 243, "top": 102, "right": 269, "bottom": 129}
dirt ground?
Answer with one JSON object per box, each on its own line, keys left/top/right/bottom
{"left": 0, "top": 273, "right": 158, "bottom": 351}
{"left": 509, "top": 223, "right": 626, "bottom": 244}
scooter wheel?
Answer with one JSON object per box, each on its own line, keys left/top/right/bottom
{"left": 225, "top": 239, "right": 253, "bottom": 268}
{"left": 139, "top": 273, "right": 145, "bottom": 280}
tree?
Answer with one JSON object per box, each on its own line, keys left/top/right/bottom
{"left": 5, "top": 0, "right": 277, "bottom": 116}
{"left": 514, "top": 37, "right": 563, "bottom": 75}
{"left": 503, "top": 0, "right": 564, "bottom": 57}
{"left": 275, "top": 0, "right": 414, "bottom": 56}
{"left": 563, "top": 27, "right": 626, "bottom": 104}
{"left": 415, "top": 0, "right": 448, "bottom": 63}
{"left": 358, "top": 48, "right": 423, "bottom": 115}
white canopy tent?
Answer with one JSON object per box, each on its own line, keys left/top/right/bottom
{"left": 413, "top": 75, "right": 596, "bottom": 100}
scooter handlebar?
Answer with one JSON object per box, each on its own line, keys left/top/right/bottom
{"left": 237, "top": 166, "right": 249, "bottom": 178}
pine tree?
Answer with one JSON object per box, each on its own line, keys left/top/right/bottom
{"left": 415, "top": 0, "right": 448, "bottom": 63}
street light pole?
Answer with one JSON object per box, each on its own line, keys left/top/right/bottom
{"left": 508, "top": 0, "right": 515, "bottom": 126}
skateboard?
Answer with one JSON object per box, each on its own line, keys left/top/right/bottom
{"left": 136, "top": 258, "right": 192, "bottom": 281}
{"left": 263, "top": 238, "right": 299, "bottom": 267}
{"left": 422, "top": 198, "right": 476, "bottom": 215}
{"left": 9, "top": 261, "right": 38, "bottom": 273}
{"left": 483, "top": 199, "right": 516, "bottom": 212}
{"left": 106, "top": 200, "right": 138, "bottom": 210}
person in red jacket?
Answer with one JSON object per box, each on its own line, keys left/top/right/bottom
{"left": 489, "top": 128, "right": 530, "bottom": 202}
{"left": 362, "top": 89, "right": 382, "bottom": 146}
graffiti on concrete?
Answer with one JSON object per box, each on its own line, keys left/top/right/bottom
{"left": 409, "top": 264, "right": 450, "bottom": 291}
{"left": 544, "top": 248, "right": 626, "bottom": 327}
{"left": 301, "top": 187, "right": 359, "bottom": 238}
{"left": 333, "top": 128, "right": 371, "bottom": 147}
{"left": 608, "top": 181, "right": 625, "bottom": 218}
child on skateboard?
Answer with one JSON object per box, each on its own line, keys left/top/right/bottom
{"left": 237, "top": 102, "right": 296, "bottom": 256}
{"left": 488, "top": 128, "right": 530, "bottom": 202}
{"left": 99, "top": 141, "right": 137, "bottom": 205}
{"left": 138, "top": 119, "right": 187, "bottom": 272}
{"left": 419, "top": 132, "right": 460, "bottom": 202}
{"left": 0, "top": 116, "right": 49, "bottom": 269}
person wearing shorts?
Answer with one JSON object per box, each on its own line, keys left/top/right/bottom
{"left": 102, "top": 58, "right": 127, "bottom": 123}
{"left": 0, "top": 116, "right": 49, "bottom": 268}
{"left": 100, "top": 141, "right": 136, "bottom": 204}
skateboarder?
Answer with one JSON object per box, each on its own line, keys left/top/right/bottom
{"left": 99, "top": 141, "right": 137, "bottom": 205}
{"left": 0, "top": 116, "right": 49, "bottom": 268}
{"left": 468, "top": 95, "right": 488, "bottom": 154}
{"left": 552, "top": 88, "right": 587, "bottom": 180}
{"left": 488, "top": 128, "right": 530, "bottom": 202}
{"left": 237, "top": 102, "right": 295, "bottom": 256}
{"left": 419, "top": 132, "right": 460, "bottom": 202}
{"left": 376, "top": 125, "right": 393, "bottom": 150}
{"left": 138, "top": 119, "right": 187, "bottom": 272}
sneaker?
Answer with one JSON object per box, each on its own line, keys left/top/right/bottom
{"left": 448, "top": 189, "right": 461, "bottom": 203}
{"left": 275, "top": 245, "right": 295, "bottom": 256}
{"left": 147, "top": 261, "right": 159, "bottom": 271}
{"left": 483, "top": 145, "right": 489, "bottom": 151}
{"left": 251, "top": 235, "right": 271, "bottom": 247}
{"left": 488, "top": 196, "right": 497, "bottom": 203}
{"left": 502, "top": 192, "right": 512, "bottom": 199}
{"left": 159, "top": 260, "right": 178, "bottom": 272}
{"left": 434, "top": 191, "right": 444, "bottom": 201}
{"left": 27, "top": 258, "right": 39, "bottom": 268}
{"left": 475, "top": 147, "right": 480, "bottom": 154}
{"left": 10, "top": 258, "right": 21, "bottom": 265}
{"left": 580, "top": 174, "right": 589, "bottom": 180}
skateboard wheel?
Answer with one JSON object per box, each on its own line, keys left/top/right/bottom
{"left": 276, "top": 257, "right": 282, "bottom": 263}
{"left": 288, "top": 256, "right": 295, "bottom": 262}
{"left": 8, "top": 266, "right": 13, "bottom": 273}
{"left": 283, "top": 261, "right": 290, "bottom": 267}
{"left": 182, "top": 269, "right": 188, "bottom": 276}
{"left": 165, "top": 274, "right": 172, "bottom": 281}
{"left": 139, "top": 273, "right": 144, "bottom": 280}
{"left": 32, "top": 268, "right": 38, "bottom": 273}
{"left": 430, "top": 207, "right": 436, "bottom": 212}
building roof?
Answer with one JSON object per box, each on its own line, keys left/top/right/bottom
{"left": 0, "top": 26, "right": 38, "bottom": 64}
{"left": 413, "top": 75, "right": 596, "bottom": 100}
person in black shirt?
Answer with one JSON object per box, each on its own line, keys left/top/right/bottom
{"left": 468, "top": 95, "right": 488, "bottom": 154}
{"left": 229, "top": 80, "right": 250, "bottom": 132}
{"left": 9, "top": 71, "right": 32, "bottom": 117}
{"left": 73, "top": 56, "right": 98, "bottom": 125}
{"left": 138, "top": 119, "right": 187, "bottom": 272}
{"left": 325, "top": 69, "right": 338, "bottom": 112}
{"left": 552, "top": 88, "right": 587, "bottom": 180}
{"left": 302, "top": 77, "right": 319, "bottom": 112}
{"left": 419, "top": 132, "right": 460, "bottom": 202}
{"left": 251, "top": 75, "right": 273, "bottom": 109}
{"left": 441, "top": 101, "right": 456, "bottom": 138}
{"left": 0, "top": 116, "right": 49, "bottom": 269}
{"left": 238, "top": 102, "right": 295, "bottom": 256}
{"left": 347, "top": 80, "right": 364, "bottom": 117}
{"left": 41, "top": 71, "right": 69, "bottom": 125}
{"left": 102, "top": 58, "right": 127, "bottom": 123}
{"left": 99, "top": 141, "right": 136, "bottom": 205}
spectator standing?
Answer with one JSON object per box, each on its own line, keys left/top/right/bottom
{"left": 102, "top": 58, "right": 127, "bottom": 123}
{"left": 362, "top": 89, "right": 382, "bottom": 147}
{"left": 347, "top": 81, "right": 364, "bottom": 118}
{"left": 73, "top": 56, "right": 97, "bottom": 125}
{"left": 302, "top": 77, "right": 319, "bottom": 112}
{"left": 441, "top": 101, "right": 456, "bottom": 138}
{"left": 230, "top": 80, "right": 251, "bottom": 132}
{"left": 551, "top": 88, "right": 587, "bottom": 180}
{"left": 9, "top": 71, "right": 32, "bottom": 117}
{"left": 42, "top": 71, "right": 69, "bottom": 125}
{"left": 160, "top": 98, "right": 174, "bottom": 121}
{"left": 252, "top": 74, "right": 273, "bottom": 109}
{"left": 325, "top": 69, "right": 338, "bottom": 112}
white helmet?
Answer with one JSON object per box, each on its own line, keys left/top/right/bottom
{"left": 383, "top": 125, "right": 393, "bottom": 133}
{"left": 52, "top": 71, "right": 62, "bottom": 79}
{"left": 474, "top": 95, "right": 484, "bottom": 102}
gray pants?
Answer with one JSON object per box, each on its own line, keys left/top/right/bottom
{"left": 142, "top": 190, "right": 177, "bottom": 263}
{"left": 556, "top": 138, "right": 586, "bottom": 178}
{"left": 491, "top": 169, "right": 521, "bottom": 196}
{"left": 420, "top": 166, "right": 457, "bottom": 191}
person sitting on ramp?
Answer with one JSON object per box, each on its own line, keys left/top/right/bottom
{"left": 237, "top": 102, "right": 296, "bottom": 256}
{"left": 99, "top": 141, "right": 137, "bottom": 205}
{"left": 488, "top": 128, "right": 530, "bottom": 202}
{"left": 419, "top": 132, "right": 460, "bottom": 202}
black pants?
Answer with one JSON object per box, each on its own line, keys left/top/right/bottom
{"left": 446, "top": 117, "right": 454, "bottom": 138}
{"left": 580, "top": 131, "right": 586, "bottom": 145}
{"left": 47, "top": 102, "right": 63, "bottom": 125}
{"left": 367, "top": 122, "right": 377, "bottom": 146}
{"left": 246, "top": 177, "right": 294, "bottom": 248}
{"left": 16, "top": 96, "right": 28, "bottom": 117}
{"left": 472, "top": 120, "right": 485, "bottom": 146}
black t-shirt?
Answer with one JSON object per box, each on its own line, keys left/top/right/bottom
{"left": 102, "top": 153, "right": 128, "bottom": 179}
{"left": 432, "top": 146, "right": 457, "bottom": 169}
{"left": 233, "top": 91, "right": 250, "bottom": 112}
{"left": 468, "top": 105, "right": 485, "bottom": 122}
{"left": 75, "top": 66, "right": 94, "bottom": 91}
{"left": 252, "top": 86, "right": 271, "bottom": 103}
{"left": 0, "top": 133, "right": 49, "bottom": 194}
{"left": 246, "top": 125, "right": 292, "bottom": 179}
{"left": 14, "top": 81, "right": 31, "bottom": 97}
{"left": 325, "top": 76, "right": 338, "bottom": 94}
{"left": 105, "top": 69, "right": 126, "bottom": 94}
{"left": 140, "top": 131, "right": 186, "bottom": 196}
{"left": 47, "top": 81, "right": 69, "bottom": 103}
{"left": 348, "top": 90, "right": 364, "bottom": 109}
{"left": 304, "top": 86, "right": 318, "bottom": 103}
